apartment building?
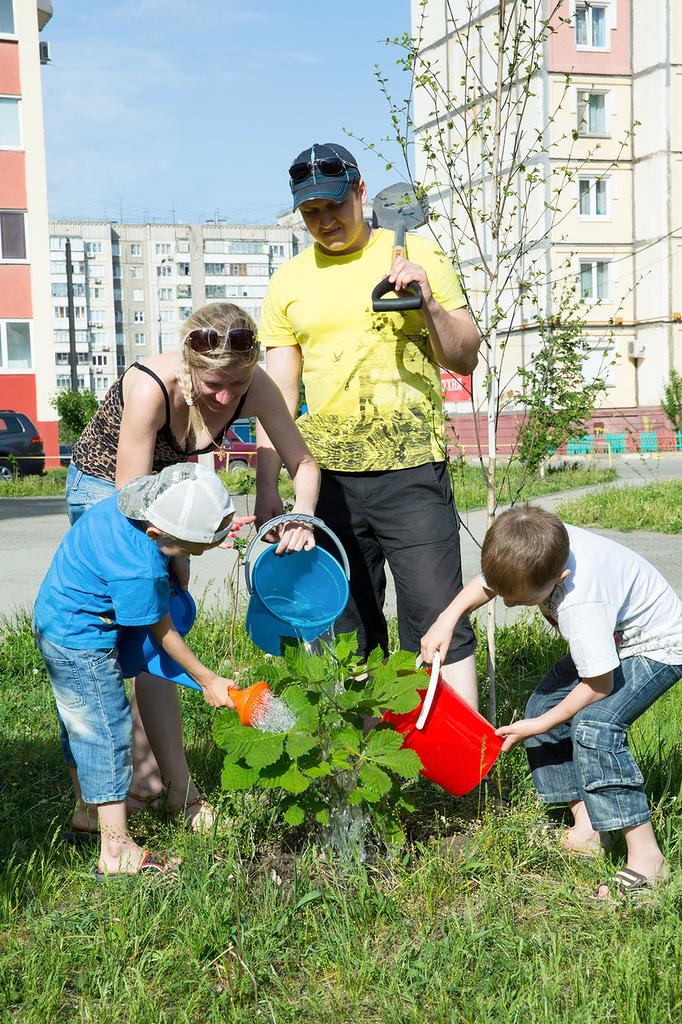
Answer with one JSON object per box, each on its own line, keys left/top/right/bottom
{"left": 48, "top": 219, "right": 310, "bottom": 396}
{"left": 410, "top": 0, "right": 682, "bottom": 448}
{"left": 0, "top": 0, "right": 58, "bottom": 464}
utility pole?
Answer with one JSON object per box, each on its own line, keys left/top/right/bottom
{"left": 65, "top": 238, "right": 79, "bottom": 391}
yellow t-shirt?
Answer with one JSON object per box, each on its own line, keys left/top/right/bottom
{"left": 260, "top": 227, "right": 466, "bottom": 472}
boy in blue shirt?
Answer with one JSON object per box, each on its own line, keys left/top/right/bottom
{"left": 34, "top": 463, "right": 238, "bottom": 879}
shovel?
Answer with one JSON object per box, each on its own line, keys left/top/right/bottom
{"left": 371, "top": 183, "right": 429, "bottom": 312}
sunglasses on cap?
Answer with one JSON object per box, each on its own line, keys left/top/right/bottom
{"left": 186, "top": 327, "right": 258, "bottom": 354}
{"left": 289, "top": 155, "right": 358, "bottom": 184}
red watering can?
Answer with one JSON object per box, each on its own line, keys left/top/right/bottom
{"left": 382, "top": 653, "right": 502, "bottom": 796}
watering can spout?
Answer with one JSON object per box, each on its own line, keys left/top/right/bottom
{"left": 231, "top": 681, "right": 271, "bottom": 727}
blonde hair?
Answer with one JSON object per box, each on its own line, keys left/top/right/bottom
{"left": 481, "top": 504, "right": 569, "bottom": 596}
{"left": 177, "top": 302, "right": 260, "bottom": 442}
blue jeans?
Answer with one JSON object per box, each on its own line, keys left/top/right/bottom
{"left": 34, "top": 630, "right": 132, "bottom": 805}
{"left": 65, "top": 462, "right": 116, "bottom": 525}
{"left": 524, "top": 654, "right": 682, "bottom": 831}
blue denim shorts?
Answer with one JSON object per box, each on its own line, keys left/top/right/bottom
{"left": 66, "top": 462, "right": 116, "bottom": 525}
{"left": 34, "top": 630, "right": 132, "bottom": 805}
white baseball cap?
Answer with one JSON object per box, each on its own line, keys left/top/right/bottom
{"left": 118, "top": 463, "right": 235, "bottom": 545}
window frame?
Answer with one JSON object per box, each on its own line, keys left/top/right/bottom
{"left": 578, "top": 258, "right": 611, "bottom": 302}
{"left": 0, "top": 318, "right": 32, "bottom": 373}
{"left": 574, "top": 1, "right": 611, "bottom": 52}
{"left": 0, "top": 209, "right": 28, "bottom": 262}
{"left": 0, "top": 95, "right": 22, "bottom": 150}
{"left": 576, "top": 87, "right": 609, "bottom": 138}
{"left": 0, "top": 0, "right": 16, "bottom": 37}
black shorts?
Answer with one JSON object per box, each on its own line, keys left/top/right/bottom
{"left": 315, "top": 461, "right": 476, "bottom": 664}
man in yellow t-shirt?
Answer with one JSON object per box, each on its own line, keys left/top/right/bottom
{"left": 257, "top": 142, "right": 482, "bottom": 707}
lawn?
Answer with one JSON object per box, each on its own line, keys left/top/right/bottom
{"left": 557, "top": 480, "right": 682, "bottom": 534}
{"left": 1, "top": 610, "right": 680, "bottom": 1024}
{"left": 0, "top": 462, "right": 616, "bottom": 509}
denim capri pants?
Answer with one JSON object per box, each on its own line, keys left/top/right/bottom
{"left": 65, "top": 461, "right": 116, "bottom": 524}
{"left": 34, "top": 631, "right": 132, "bottom": 805}
{"left": 524, "top": 653, "right": 682, "bottom": 832}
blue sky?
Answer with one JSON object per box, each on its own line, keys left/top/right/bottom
{"left": 42, "top": 0, "right": 411, "bottom": 224}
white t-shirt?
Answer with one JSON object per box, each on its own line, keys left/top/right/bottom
{"left": 488, "top": 525, "right": 682, "bottom": 679}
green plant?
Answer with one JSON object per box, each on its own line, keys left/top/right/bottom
{"left": 661, "top": 368, "right": 682, "bottom": 431}
{"left": 214, "top": 633, "right": 424, "bottom": 851}
{"left": 50, "top": 388, "right": 98, "bottom": 444}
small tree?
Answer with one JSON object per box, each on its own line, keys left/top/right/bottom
{"left": 355, "top": 0, "right": 631, "bottom": 719}
{"left": 51, "top": 389, "right": 98, "bottom": 445}
{"left": 661, "top": 368, "right": 682, "bottom": 432}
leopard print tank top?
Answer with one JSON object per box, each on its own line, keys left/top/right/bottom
{"left": 72, "top": 362, "right": 248, "bottom": 481}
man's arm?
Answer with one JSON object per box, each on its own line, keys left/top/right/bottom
{"left": 254, "top": 345, "right": 303, "bottom": 528}
{"left": 388, "top": 255, "right": 481, "bottom": 375}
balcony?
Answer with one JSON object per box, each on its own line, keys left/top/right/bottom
{"left": 37, "top": 1, "right": 53, "bottom": 30}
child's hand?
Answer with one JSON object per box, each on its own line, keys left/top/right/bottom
{"left": 421, "top": 615, "right": 455, "bottom": 665}
{"left": 202, "top": 675, "right": 239, "bottom": 709}
{"left": 495, "top": 717, "right": 542, "bottom": 752}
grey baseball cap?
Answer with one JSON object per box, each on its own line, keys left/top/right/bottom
{"left": 118, "top": 463, "right": 235, "bottom": 545}
{"left": 289, "top": 142, "right": 361, "bottom": 211}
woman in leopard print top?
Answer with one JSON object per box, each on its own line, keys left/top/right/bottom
{"left": 64, "top": 302, "right": 320, "bottom": 838}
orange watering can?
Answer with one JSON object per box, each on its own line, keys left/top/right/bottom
{"left": 382, "top": 654, "right": 502, "bottom": 796}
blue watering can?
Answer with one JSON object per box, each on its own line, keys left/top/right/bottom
{"left": 245, "top": 513, "right": 350, "bottom": 656}
{"left": 117, "top": 574, "right": 201, "bottom": 691}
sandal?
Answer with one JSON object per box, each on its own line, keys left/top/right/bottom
{"left": 127, "top": 789, "right": 166, "bottom": 817}
{"left": 592, "top": 868, "right": 660, "bottom": 902}
{"left": 170, "top": 796, "right": 218, "bottom": 834}
{"left": 92, "top": 849, "right": 178, "bottom": 882}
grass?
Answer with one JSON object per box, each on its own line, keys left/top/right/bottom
{"left": 1, "top": 609, "right": 680, "bottom": 1023}
{"left": 0, "top": 463, "right": 614, "bottom": 507}
{"left": 557, "top": 480, "right": 682, "bottom": 534}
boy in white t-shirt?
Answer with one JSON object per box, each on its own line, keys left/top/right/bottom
{"left": 421, "top": 504, "right": 682, "bottom": 898}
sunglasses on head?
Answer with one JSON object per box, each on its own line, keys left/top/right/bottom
{"left": 186, "top": 327, "right": 257, "bottom": 354}
{"left": 289, "top": 155, "right": 358, "bottom": 184}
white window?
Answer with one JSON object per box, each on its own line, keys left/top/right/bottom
{"left": 92, "top": 354, "right": 108, "bottom": 367}
{"left": 157, "top": 263, "right": 172, "bottom": 277}
{"left": 575, "top": 3, "right": 607, "bottom": 49}
{"left": 160, "top": 332, "right": 175, "bottom": 348}
{"left": 578, "top": 176, "right": 608, "bottom": 217}
{"left": 89, "top": 331, "right": 105, "bottom": 345}
{"left": 95, "top": 376, "right": 110, "bottom": 390}
{"left": 87, "top": 264, "right": 104, "bottom": 276}
{"left": 158, "top": 287, "right": 172, "bottom": 301}
{"left": 134, "top": 332, "right": 146, "bottom": 346}
{"left": 159, "top": 309, "right": 174, "bottom": 322}
{"left": 270, "top": 244, "right": 285, "bottom": 257}
{"left": 0, "top": 97, "right": 21, "bottom": 148}
{"left": 133, "top": 310, "right": 145, "bottom": 323}
{"left": 85, "top": 241, "right": 103, "bottom": 255}
{"left": 204, "top": 239, "right": 226, "bottom": 253}
{"left": 205, "top": 262, "right": 226, "bottom": 276}
{"left": 177, "top": 262, "right": 190, "bottom": 276}
{"left": 579, "top": 260, "right": 610, "bottom": 301}
{"left": 133, "top": 289, "right": 144, "bottom": 302}
{"left": 52, "top": 283, "right": 86, "bottom": 298}
{"left": 0, "top": 0, "right": 16, "bottom": 34}
{"left": 130, "top": 265, "right": 143, "bottom": 279}
{"left": 89, "top": 287, "right": 105, "bottom": 299}
{"left": 0, "top": 320, "right": 31, "bottom": 370}
{"left": 177, "top": 284, "right": 192, "bottom": 299}
{"left": 179, "top": 306, "right": 192, "bottom": 320}
{"left": 228, "top": 240, "right": 266, "bottom": 255}
{"left": 206, "top": 285, "right": 226, "bottom": 299}
{"left": 89, "top": 309, "right": 105, "bottom": 322}
{"left": 53, "top": 305, "right": 86, "bottom": 320}
{"left": 155, "top": 243, "right": 171, "bottom": 255}
{"left": 57, "top": 374, "right": 86, "bottom": 389}
{"left": 130, "top": 243, "right": 142, "bottom": 256}
{"left": 0, "top": 211, "right": 26, "bottom": 259}
{"left": 176, "top": 239, "right": 190, "bottom": 253}
{"left": 577, "top": 90, "right": 607, "bottom": 136}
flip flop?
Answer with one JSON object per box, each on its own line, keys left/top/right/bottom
{"left": 591, "top": 868, "right": 658, "bottom": 902}
{"left": 92, "top": 849, "right": 178, "bottom": 882}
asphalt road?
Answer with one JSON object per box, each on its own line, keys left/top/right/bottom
{"left": 2, "top": 454, "right": 681, "bottom": 630}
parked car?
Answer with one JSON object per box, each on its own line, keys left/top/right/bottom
{"left": 0, "top": 410, "right": 45, "bottom": 481}
{"left": 59, "top": 443, "right": 73, "bottom": 467}
{"left": 210, "top": 429, "right": 257, "bottom": 472}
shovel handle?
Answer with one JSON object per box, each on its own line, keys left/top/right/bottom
{"left": 371, "top": 223, "right": 423, "bottom": 311}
